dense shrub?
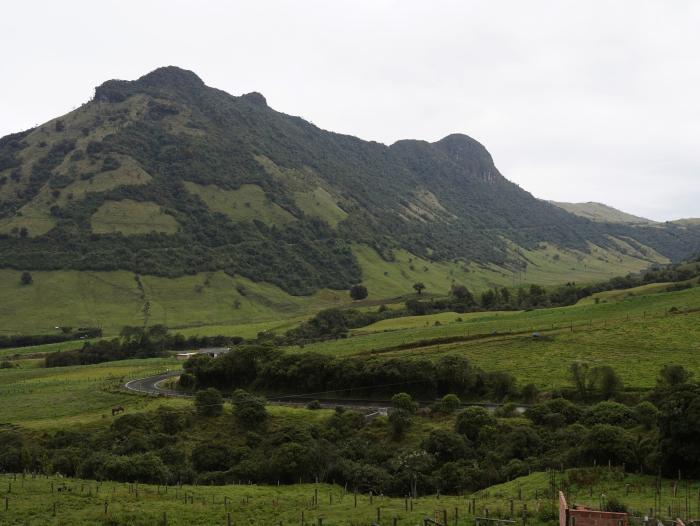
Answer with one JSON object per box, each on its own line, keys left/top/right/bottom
{"left": 195, "top": 388, "right": 223, "bottom": 417}
{"left": 584, "top": 401, "right": 635, "bottom": 427}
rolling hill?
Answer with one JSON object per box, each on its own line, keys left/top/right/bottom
{"left": 1, "top": 66, "right": 699, "bottom": 333}
{"left": 550, "top": 201, "right": 655, "bottom": 224}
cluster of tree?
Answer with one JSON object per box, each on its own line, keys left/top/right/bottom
{"left": 182, "top": 345, "right": 526, "bottom": 402}
{"left": 0, "top": 327, "right": 102, "bottom": 350}
{"left": 567, "top": 361, "right": 624, "bottom": 401}
{"left": 283, "top": 307, "right": 403, "bottom": 344}
{"left": 44, "top": 325, "right": 243, "bottom": 367}
{"left": 403, "top": 282, "right": 585, "bottom": 315}
{"left": 2, "top": 365, "right": 699, "bottom": 494}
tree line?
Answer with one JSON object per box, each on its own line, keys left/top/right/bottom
{"left": 181, "top": 345, "right": 529, "bottom": 402}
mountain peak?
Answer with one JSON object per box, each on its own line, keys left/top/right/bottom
{"left": 434, "top": 133, "right": 490, "bottom": 158}
{"left": 136, "top": 66, "right": 205, "bottom": 90}
{"left": 94, "top": 66, "right": 205, "bottom": 103}
{"left": 241, "top": 91, "right": 267, "bottom": 107}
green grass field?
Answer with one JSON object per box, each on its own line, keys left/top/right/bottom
{"left": 0, "top": 269, "right": 343, "bottom": 336}
{"left": 3, "top": 274, "right": 698, "bottom": 391}
{"left": 353, "top": 240, "right": 664, "bottom": 301}
{"left": 293, "top": 187, "right": 348, "bottom": 227}
{"left": 0, "top": 233, "right": 667, "bottom": 338}
{"left": 0, "top": 357, "right": 182, "bottom": 429}
{"left": 184, "top": 181, "right": 296, "bottom": 227}
{"left": 0, "top": 339, "right": 90, "bottom": 359}
{"left": 90, "top": 200, "right": 180, "bottom": 235}
{"left": 0, "top": 469, "right": 695, "bottom": 525}
{"left": 291, "top": 286, "right": 700, "bottom": 389}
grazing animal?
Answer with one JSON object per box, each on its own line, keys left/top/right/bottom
{"left": 111, "top": 405, "right": 124, "bottom": 416}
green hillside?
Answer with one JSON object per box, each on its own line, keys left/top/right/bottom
{"left": 0, "top": 239, "right": 667, "bottom": 336}
{"left": 550, "top": 201, "right": 654, "bottom": 224}
{"left": 1, "top": 66, "right": 699, "bottom": 325}
{"left": 292, "top": 285, "right": 700, "bottom": 389}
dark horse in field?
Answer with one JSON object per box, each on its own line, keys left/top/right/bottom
{"left": 111, "top": 405, "right": 125, "bottom": 416}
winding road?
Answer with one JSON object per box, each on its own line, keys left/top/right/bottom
{"left": 124, "top": 370, "right": 526, "bottom": 413}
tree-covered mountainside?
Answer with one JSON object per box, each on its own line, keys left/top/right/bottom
{"left": 1, "top": 66, "right": 699, "bottom": 295}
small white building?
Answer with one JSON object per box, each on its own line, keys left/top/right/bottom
{"left": 176, "top": 347, "right": 231, "bottom": 361}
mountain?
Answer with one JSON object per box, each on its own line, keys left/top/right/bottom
{"left": 1, "top": 66, "right": 700, "bottom": 300}
{"left": 550, "top": 201, "right": 655, "bottom": 225}
{"left": 671, "top": 218, "right": 700, "bottom": 227}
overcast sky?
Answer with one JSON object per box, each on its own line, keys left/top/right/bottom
{"left": 2, "top": 1, "right": 698, "bottom": 221}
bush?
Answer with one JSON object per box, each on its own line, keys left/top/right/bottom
{"left": 526, "top": 398, "right": 583, "bottom": 427}
{"left": 422, "top": 430, "right": 470, "bottom": 462}
{"left": 178, "top": 372, "right": 196, "bottom": 389}
{"left": 584, "top": 401, "right": 635, "bottom": 427}
{"left": 101, "top": 156, "right": 121, "bottom": 172}
{"left": 438, "top": 394, "right": 462, "bottom": 414}
{"left": 494, "top": 402, "right": 519, "bottom": 418}
{"left": 388, "top": 409, "right": 412, "bottom": 438}
{"left": 391, "top": 392, "right": 418, "bottom": 414}
{"left": 195, "top": 388, "right": 223, "bottom": 417}
{"left": 604, "top": 496, "right": 628, "bottom": 513}
{"left": 349, "top": 284, "right": 368, "bottom": 300}
{"left": 633, "top": 401, "right": 659, "bottom": 430}
{"left": 521, "top": 383, "right": 539, "bottom": 403}
{"left": 455, "top": 407, "right": 496, "bottom": 441}
{"left": 232, "top": 389, "right": 267, "bottom": 427}
{"left": 191, "top": 443, "right": 233, "bottom": 472}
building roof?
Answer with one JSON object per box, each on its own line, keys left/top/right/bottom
{"left": 197, "top": 347, "right": 231, "bottom": 355}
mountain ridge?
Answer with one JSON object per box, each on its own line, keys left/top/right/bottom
{"left": 0, "top": 66, "right": 699, "bottom": 295}
{"left": 550, "top": 201, "right": 655, "bottom": 225}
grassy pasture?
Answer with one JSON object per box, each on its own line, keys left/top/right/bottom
{"left": 354, "top": 241, "right": 663, "bottom": 300}
{"left": 0, "top": 469, "right": 696, "bottom": 525}
{"left": 90, "top": 200, "right": 179, "bottom": 235}
{"left": 291, "top": 287, "right": 700, "bottom": 389}
{"left": 0, "top": 339, "right": 89, "bottom": 359}
{"left": 576, "top": 281, "right": 696, "bottom": 306}
{"left": 293, "top": 186, "right": 348, "bottom": 227}
{"left": 0, "top": 237, "right": 667, "bottom": 338}
{"left": 0, "top": 357, "right": 181, "bottom": 429}
{"left": 369, "top": 311, "right": 700, "bottom": 390}
{"left": 0, "top": 270, "right": 341, "bottom": 336}
{"left": 183, "top": 181, "right": 295, "bottom": 226}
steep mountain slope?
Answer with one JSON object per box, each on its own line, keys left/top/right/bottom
{"left": 550, "top": 201, "right": 655, "bottom": 224}
{"left": 1, "top": 66, "right": 699, "bottom": 298}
